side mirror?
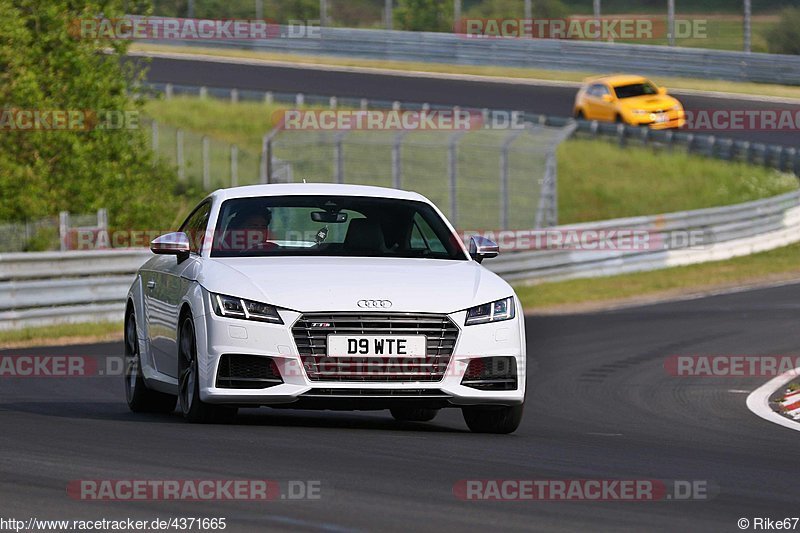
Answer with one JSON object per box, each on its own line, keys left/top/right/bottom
{"left": 150, "top": 232, "right": 191, "bottom": 260}
{"left": 469, "top": 236, "right": 499, "bottom": 263}
{"left": 601, "top": 94, "right": 614, "bottom": 103}
{"left": 658, "top": 86, "right": 667, "bottom": 95}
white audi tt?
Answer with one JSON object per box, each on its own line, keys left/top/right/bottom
{"left": 125, "top": 184, "right": 526, "bottom": 433}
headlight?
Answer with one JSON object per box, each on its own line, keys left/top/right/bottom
{"left": 465, "top": 297, "right": 515, "bottom": 326}
{"left": 212, "top": 293, "right": 283, "bottom": 324}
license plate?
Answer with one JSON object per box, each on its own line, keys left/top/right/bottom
{"left": 655, "top": 113, "right": 668, "bottom": 123}
{"left": 327, "top": 335, "right": 427, "bottom": 357}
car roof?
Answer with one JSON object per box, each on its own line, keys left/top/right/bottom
{"left": 583, "top": 74, "right": 650, "bottom": 87}
{"left": 209, "top": 183, "right": 431, "bottom": 204}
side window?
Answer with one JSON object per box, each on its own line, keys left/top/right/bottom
{"left": 180, "top": 202, "right": 211, "bottom": 254}
{"left": 409, "top": 213, "right": 447, "bottom": 254}
{"left": 590, "top": 84, "right": 609, "bottom": 98}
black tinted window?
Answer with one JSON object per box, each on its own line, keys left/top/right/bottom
{"left": 210, "top": 195, "right": 466, "bottom": 260}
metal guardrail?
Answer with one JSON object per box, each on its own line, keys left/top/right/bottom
{"left": 1, "top": 190, "right": 798, "bottom": 330}
{"left": 143, "top": 25, "right": 800, "bottom": 86}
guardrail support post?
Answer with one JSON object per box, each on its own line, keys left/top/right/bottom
{"left": 231, "top": 88, "right": 239, "bottom": 103}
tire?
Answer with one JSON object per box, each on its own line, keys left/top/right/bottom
{"left": 178, "top": 315, "right": 238, "bottom": 424}
{"left": 462, "top": 403, "right": 524, "bottom": 434}
{"left": 615, "top": 114, "right": 625, "bottom": 124}
{"left": 390, "top": 407, "right": 439, "bottom": 422}
{"left": 124, "top": 311, "right": 177, "bottom": 413}
{"left": 574, "top": 109, "right": 585, "bottom": 120}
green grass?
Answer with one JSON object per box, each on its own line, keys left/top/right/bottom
{"left": 0, "top": 321, "right": 122, "bottom": 348}
{"left": 558, "top": 139, "right": 798, "bottom": 223}
{"left": 515, "top": 241, "right": 800, "bottom": 310}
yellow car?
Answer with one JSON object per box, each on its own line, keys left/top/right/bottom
{"left": 573, "top": 75, "right": 686, "bottom": 129}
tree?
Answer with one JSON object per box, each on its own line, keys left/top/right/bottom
{"left": 465, "top": 0, "right": 569, "bottom": 19}
{"left": 394, "top": 0, "right": 454, "bottom": 32}
{"left": 765, "top": 7, "right": 800, "bottom": 55}
{"left": 0, "top": 0, "right": 185, "bottom": 229}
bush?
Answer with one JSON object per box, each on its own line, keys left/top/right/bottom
{"left": 465, "top": 0, "right": 569, "bottom": 19}
{"left": 765, "top": 7, "right": 800, "bottom": 55}
{"left": 394, "top": 0, "right": 454, "bottom": 32}
{"left": 0, "top": 0, "right": 185, "bottom": 229}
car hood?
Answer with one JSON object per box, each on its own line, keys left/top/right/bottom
{"left": 620, "top": 95, "right": 680, "bottom": 111}
{"left": 194, "top": 256, "right": 513, "bottom": 314}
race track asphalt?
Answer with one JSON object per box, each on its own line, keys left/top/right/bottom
{"left": 2, "top": 282, "right": 799, "bottom": 532}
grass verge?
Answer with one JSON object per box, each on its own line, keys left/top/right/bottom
{"left": 514, "top": 241, "right": 800, "bottom": 311}
{"left": 130, "top": 43, "right": 800, "bottom": 101}
{"left": 0, "top": 322, "right": 123, "bottom": 349}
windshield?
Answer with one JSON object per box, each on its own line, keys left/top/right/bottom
{"left": 613, "top": 82, "right": 658, "bottom": 99}
{"left": 209, "top": 195, "right": 467, "bottom": 260}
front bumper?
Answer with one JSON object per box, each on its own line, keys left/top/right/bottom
{"left": 193, "top": 295, "right": 527, "bottom": 409}
{"left": 628, "top": 110, "right": 686, "bottom": 130}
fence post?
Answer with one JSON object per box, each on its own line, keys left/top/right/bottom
{"left": 360, "top": 98, "right": 368, "bottom": 111}
{"left": 329, "top": 96, "right": 338, "bottom": 109}
{"left": 199, "top": 86, "right": 207, "bottom": 99}
{"left": 58, "top": 211, "right": 70, "bottom": 251}
{"left": 165, "top": 83, "right": 173, "bottom": 99}
{"left": 296, "top": 93, "right": 305, "bottom": 107}
{"left": 500, "top": 129, "right": 525, "bottom": 230}
{"left": 176, "top": 129, "right": 185, "bottom": 181}
{"left": 448, "top": 131, "right": 467, "bottom": 226}
{"left": 265, "top": 91, "right": 273, "bottom": 105}
{"left": 96, "top": 208, "right": 109, "bottom": 249}
{"left": 231, "top": 88, "right": 239, "bottom": 103}
{"left": 150, "top": 120, "right": 159, "bottom": 156}
{"left": 392, "top": 131, "right": 408, "bottom": 189}
{"left": 202, "top": 136, "right": 211, "bottom": 190}
{"left": 260, "top": 134, "right": 269, "bottom": 184}
{"left": 334, "top": 131, "right": 347, "bottom": 184}
{"left": 231, "top": 145, "right": 239, "bottom": 187}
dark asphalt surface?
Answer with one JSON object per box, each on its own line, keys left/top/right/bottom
{"left": 2, "top": 283, "right": 799, "bottom": 532}
{"left": 140, "top": 56, "right": 800, "bottom": 147}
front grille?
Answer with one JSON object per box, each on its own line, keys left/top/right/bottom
{"left": 292, "top": 313, "right": 459, "bottom": 382}
{"left": 216, "top": 354, "right": 283, "bottom": 389}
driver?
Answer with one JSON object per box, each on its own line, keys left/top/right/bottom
{"left": 229, "top": 205, "right": 272, "bottom": 251}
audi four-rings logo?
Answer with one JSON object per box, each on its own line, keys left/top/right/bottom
{"left": 357, "top": 299, "right": 392, "bottom": 308}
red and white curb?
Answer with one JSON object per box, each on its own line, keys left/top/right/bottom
{"left": 777, "top": 389, "right": 800, "bottom": 420}
{"left": 746, "top": 367, "right": 800, "bottom": 432}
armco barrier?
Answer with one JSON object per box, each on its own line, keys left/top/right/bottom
{"left": 0, "top": 190, "right": 798, "bottom": 329}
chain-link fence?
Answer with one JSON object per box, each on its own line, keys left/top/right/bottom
{"left": 142, "top": 83, "right": 574, "bottom": 229}
{"left": 268, "top": 125, "right": 566, "bottom": 230}
{"left": 0, "top": 210, "right": 108, "bottom": 252}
